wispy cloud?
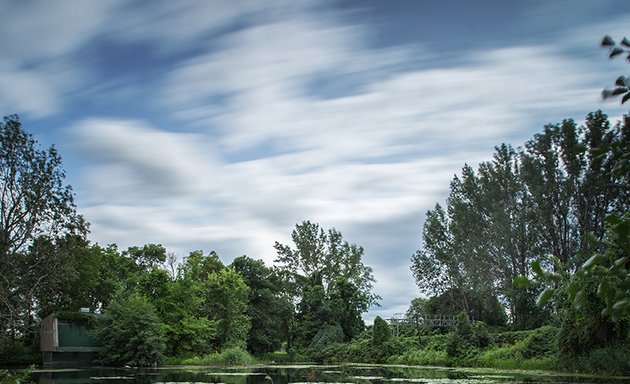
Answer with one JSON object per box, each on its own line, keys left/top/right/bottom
{"left": 3, "top": 1, "right": 630, "bottom": 318}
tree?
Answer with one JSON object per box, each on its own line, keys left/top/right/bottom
{"left": 292, "top": 273, "right": 330, "bottom": 348}
{"left": 0, "top": 115, "right": 87, "bottom": 345}
{"left": 371, "top": 316, "right": 390, "bottom": 346}
{"left": 123, "top": 243, "right": 167, "bottom": 271}
{"left": 274, "top": 221, "right": 379, "bottom": 306}
{"left": 531, "top": 37, "right": 630, "bottom": 323}
{"left": 328, "top": 277, "right": 366, "bottom": 340}
{"left": 231, "top": 256, "right": 293, "bottom": 355}
{"left": 275, "top": 221, "right": 379, "bottom": 345}
{"left": 92, "top": 293, "right": 167, "bottom": 367}
{"left": 204, "top": 267, "right": 251, "bottom": 350}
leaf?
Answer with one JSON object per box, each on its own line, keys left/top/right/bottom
{"left": 531, "top": 260, "right": 545, "bottom": 277}
{"left": 622, "top": 92, "right": 630, "bottom": 104}
{"left": 612, "top": 299, "right": 629, "bottom": 311}
{"left": 616, "top": 76, "right": 628, "bottom": 86}
{"left": 612, "top": 87, "right": 628, "bottom": 96}
{"left": 610, "top": 47, "right": 625, "bottom": 58}
{"left": 601, "top": 35, "right": 615, "bottom": 46}
{"left": 574, "top": 290, "right": 586, "bottom": 310}
{"left": 581, "top": 254, "right": 601, "bottom": 269}
{"left": 567, "top": 282, "right": 578, "bottom": 300}
{"left": 622, "top": 37, "right": 630, "bottom": 48}
{"left": 602, "top": 89, "right": 614, "bottom": 99}
{"left": 513, "top": 275, "right": 530, "bottom": 287}
{"left": 614, "top": 257, "right": 628, "bottom": 268}
{"left": 537, "top": 288, "right": 555, "bottom": 307}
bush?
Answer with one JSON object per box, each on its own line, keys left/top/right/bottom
{"left": 555, "top": 343, "right": 630, "bottom": 375}
{"left": 515, "top": 325, "right": 558, "bottom": 359}
{"left": 446, "top": 319, "right": 491, "bottom": 360}
{"left": 309, "top": 323, "right": 344, "bottom": 350}
{"left": 168, "top": 347, "right": 254, "bottom": 366}
{"left": 92, "top": 293, "right": 167, "bottom": 367}
{"left": 372, "top": 316, "right": 391, "bottom": 346}
{"left": 387, "top": 348, "right": 449, "bottom": 366}
{"left": 491, "top": 330, "right": 532, "bottom": 346}
{"left": 0, "top": 342, "right": 38, "bottom": 366}
{"left": 216, "top": 347, "right": 254, "bottom": 366}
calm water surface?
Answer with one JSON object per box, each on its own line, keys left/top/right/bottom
{"left": 33, "top": 364, "right": 629, "bottom": 384}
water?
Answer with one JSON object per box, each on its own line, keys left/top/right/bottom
{"left": 32, "top": 364, "right": 629, "bottom": 384}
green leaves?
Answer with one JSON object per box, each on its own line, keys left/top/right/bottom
{"left": 601, "top": 35, "right": 630, "bottom": 104}
{"left": 601, "top": 35, "right": 615, "bottom": 46}
{"left": 536, "top": 288, "right": 555, "bottom": 307}
{"left": 531, "top": 260, "right": 545, "bottom": 277}
{"left": 609, "top": 47, "right": 625, "bottom": 58}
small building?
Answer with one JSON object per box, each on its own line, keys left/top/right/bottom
{"left": 40, "top": 310, "right": 102, "bottom": 367}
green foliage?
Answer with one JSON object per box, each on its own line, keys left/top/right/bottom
{"left": 293, "top": 276, "right": 329, "bottom": 347}
{"left": 309, "top": 323, "right": 344, "bottom": 350}
{"left": 0, "top": 367, "right": 34, "bottom": 384}
{"left": 445, "top": 319, "right": 491, "bottom": 361}
{"left": 371, "top": 316, "right": 391, "bottom": 346}
{"left": 205, "top": 267, "right": 251, "bottom": 349}
{"left": 275, "top": 221, "right": 378, "bottom": 346}
{"left": 168, "top": 347, "right": 253, "bottom": 366}
{"left": 556, "top": 343, "right": 630, "bottom": 375}
{"left": 601, "top": 35, "right": 630, "bottom": 104}
{"left": 231, "top": 256, "right": 293, "bottom": 355}
{"left": 574, "top": 214, "right": 630, "bottom": 322}
{"left": 514, "top": 325, "right": 558, "bottom": 359}
{"left": 92, "top": 293, "right": 167, "bottom": 367}
{"left": 387, "top": 348, "right": 450, "bottom": 366}
{"left": 0, "top": 115, "right": 88, "bottom": 345}
{"left": 416, "top": 109, "right": 628, "bottom": 329}
{"left": 0, "top": 342, "right": 38, "bottom": 366}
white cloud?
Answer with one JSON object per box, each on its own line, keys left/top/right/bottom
{"left": 68, "top": 118, "right": 221, "bottom": 199}
{"left": 6, "top": 1, "right": 625, "bottom": 320}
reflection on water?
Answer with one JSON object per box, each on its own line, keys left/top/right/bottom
{"left": 33, "top": 364, "right": 629, "bottom": 384}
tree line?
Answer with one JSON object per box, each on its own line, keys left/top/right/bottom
{"left": 1, "top": 35, "right": 629, "bottom": 372}
{"left": 0, "top": 114, "right": 377, "bottom": 365}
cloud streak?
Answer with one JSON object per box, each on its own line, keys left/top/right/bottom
{"left": 3, "top": 1, "right": 630, "bottom": 321}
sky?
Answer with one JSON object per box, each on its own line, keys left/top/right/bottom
{"left": 1, "top": 0, "right": 629, "bottom": 322}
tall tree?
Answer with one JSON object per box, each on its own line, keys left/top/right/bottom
{"left": 275, "top": 221, "right": 379, "bottom": 345}
{"left": 204, "top": 267, "right": 251, "bottom": 350}
{"left": 413, "top": 112, "right": 628, "bottom": 328}
{"left": 274, "top": 221, "right": 379, "bottom": 308}
{"left": 0, "top": 115, "right": 87, "bottom": 344}
{"left": 231, "top": 256, "right": 293, "bottom": 355}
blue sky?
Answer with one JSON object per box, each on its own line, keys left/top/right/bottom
{"left": 1, "top": 0, "right": 629, "bottom": 321}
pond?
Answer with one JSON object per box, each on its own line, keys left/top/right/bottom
{"left": 32, "top": 364, "right": 629, "bottom": 384}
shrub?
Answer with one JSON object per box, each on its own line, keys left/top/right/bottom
{"left": 387, "top": 348, "right": 449, "bottom": 366}
{"left": 446, "top": 319, "right": 490, "bottom": 360}
{"left": 309, "top": 323, "right": 344, "bottom": 350}
{"left": 216, "top": 347, "right": 254, "bottom": 366}
{"left": 555, "top": 343, "right": 630, "bottom": 375}
{"left": 92, "top": 293, "right": 167, "bottom": 367}
{"left": 0, "top": 342, "right": 38, "bottom": 366}
{"left": 372, "top": 316, "right": 391, "bottom": 346}
{"left": 515, "top": 325, "right": 558, "bottom": 359}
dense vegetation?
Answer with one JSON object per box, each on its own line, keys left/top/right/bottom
{"left": 0, "top": 36, "right": 628, "bottom": 374}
